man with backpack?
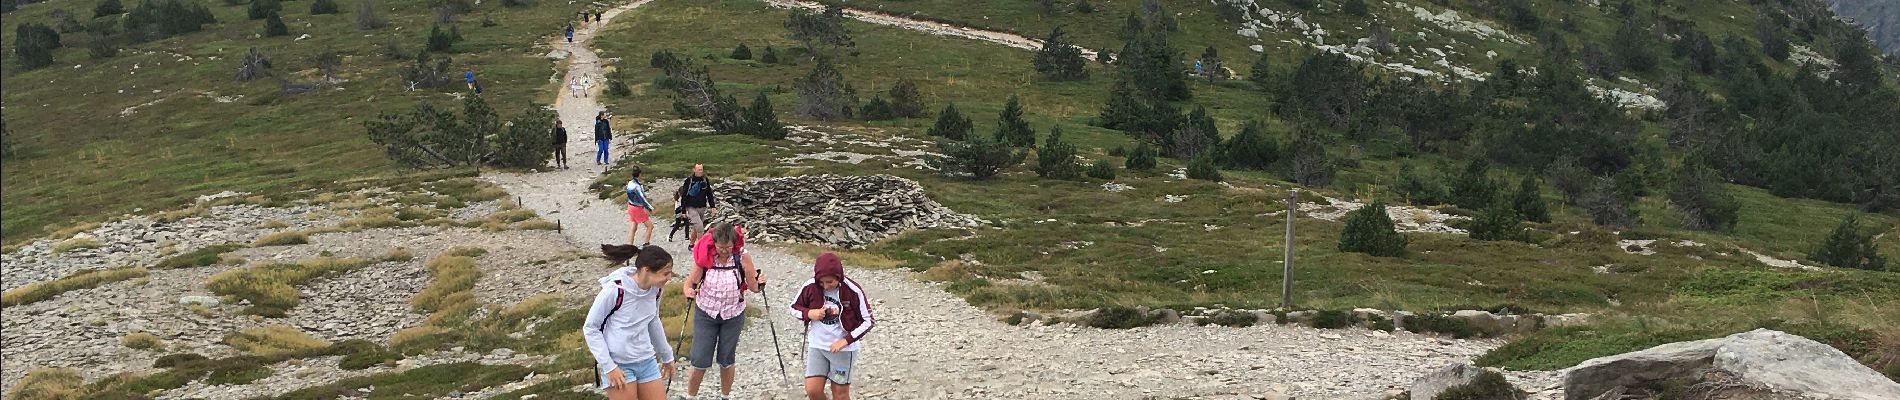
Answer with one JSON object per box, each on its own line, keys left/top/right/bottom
{"left": 675, "top": 164, "right": 717, "bottom": 242}
{"left": 552, "top": 120, "right": 569, "bottom": 169}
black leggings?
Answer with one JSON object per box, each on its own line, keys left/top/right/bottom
{"left": 553, "top": 144, "right": 566, "bottom": 165}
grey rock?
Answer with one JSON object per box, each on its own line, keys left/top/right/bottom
{"left": 1563, "top": 337, "right": 1724, "bottom": 400}
{"left": 1564, "top": 329, "right": 1898, "bottom": 400}
{"left": 1450, "top": 310, "right": 1501, "bottom": 335}
{"left": 1151, "top": 309, "right": 1181, "bottom": 325}
{"left": 1409, "top": 362, "right": 1483, "bottom": 400}
{"left": 177, "top": 296, "right": 220, "bottom": 307}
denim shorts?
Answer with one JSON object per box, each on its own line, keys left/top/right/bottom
{"left": 599, "top": 358, "right": 662, "bottom": 388}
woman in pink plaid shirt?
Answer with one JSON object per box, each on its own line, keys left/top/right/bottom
{"left": 682, "top": 222, "right": 761, "bottom": 399}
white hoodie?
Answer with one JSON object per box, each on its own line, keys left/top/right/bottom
{"left": 582, "top": 267, "right": 673, "bottom": 372}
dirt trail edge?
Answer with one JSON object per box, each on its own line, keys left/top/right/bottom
{"left": 762, "top": 0, "right": 1102, "bottom": 58}
{"left": 484, "top": 1, "right": 1557, "bottom": 399}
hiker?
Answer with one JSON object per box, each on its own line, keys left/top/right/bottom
{"left": 683, "top": 222, "right": 763, "bottom": 399}
{"left": 1193, "top": 59, "right": 1204, "bottom": 77}
{"left": 595, "top": 111, "right": 612, "bottom": 165}
{"left": 789, "top": 253, "right": 874, "bottom": 400}
{"left": 566, "top": 23, "right": 575, "bottom": 43}
{"left": 626, "top": 166, "right": 655, "bottom": 246}
{"left": 465, "top": 69, "right": 478, "bottom": 92}
{"left": 552, "top": 120, "right": 569, "bottom": 169}
{"left": 595, "top": 11, "right": 603, "bottom": 22}
{"left": 675, "top": 164, "right": 717, "bottom": 242}
{"left": 582, "top": 244, "right": 677, "bottom": 400}
{"left": 570, "top": 77, "right": 585, "bottom": 98}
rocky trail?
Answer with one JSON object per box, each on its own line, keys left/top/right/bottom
{"left": 481, "top": 1, "right": 1556, "bottom": 398}
{"left": 762, "top": 0, "right": 1101, "bottom": 59}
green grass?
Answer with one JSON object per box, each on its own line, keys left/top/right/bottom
{"left": 0, "top": 0, "right": 579, "bottom": 244}
{"left": 272, "top": 362, "right": 532, "bottom": 400}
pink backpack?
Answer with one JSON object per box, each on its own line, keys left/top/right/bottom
{"left": 691, "top": 225, "right": 745, "bottom": 269}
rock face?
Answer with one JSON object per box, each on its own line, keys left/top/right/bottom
{"left": 1563, "top": 329, "right": 1900, "bottom": 400}
{"left": 1412, "top": 362, "right": 1485, "bottom": 400}
{"left": 714, "top": 174, "right": 986, "bottom": 248}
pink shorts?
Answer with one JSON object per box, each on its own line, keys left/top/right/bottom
{"left": 627, "top": 206, "right": 651, "bottom": 223}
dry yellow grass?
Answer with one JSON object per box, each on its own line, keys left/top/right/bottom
{"left": 382, "top": 248, "right": 415, "bottom": 263}
{"left": 225, "top": 325, "right": 332, "bottom": 358}
{"left": 412, "top": 255, "right": 481, "bottom": 313}
{"left": 5, "top": 368, "right": 83, "bottom": 400}
{"left": 388, "top": 326, "right": 449, "bottom": 349}
{"left": 2, "top": 267, "right": 149, "bottom": 307}
{"left": 206, "top": 258, "right": 365, "bottom": 315}
{"left": 50, "top": 237, "right": 101, "bottom": 253}
{"left": 919, "top": 260, "right": 970, "bottom": 282}
{"left": 252, "top": 231, "right": 309, "bottom": 247}
{"left": 153, "top": 204, "right": 210, "bottom": 223}
{"left": 514, "top": 219, "right": 561, "bottom": 230}
{"left": 46, "top": 222, "right": 100, "bottom": 242}
{"left": 122, "top": 332, "right": 165, "bottom": 350}
{"left": 486, "top": 209, "right": 537, "bottom": 224}
{"left": 340, "top": 215, "right": 404, "bottom": 231}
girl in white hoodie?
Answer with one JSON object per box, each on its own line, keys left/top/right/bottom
{"left": 583, "top": 244, "right": 677, "bottom": 399}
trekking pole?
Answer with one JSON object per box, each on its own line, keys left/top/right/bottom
{"left": 757, "top": 281, "right": 791, "bottom": 384}
{"left": 666, "top": 296, "right": 693, "bottom": 395}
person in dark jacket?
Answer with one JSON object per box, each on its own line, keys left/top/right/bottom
{"left": 788, "top": 253, "right": 873, "bottom": 400}
{"left": 674, "top": 164, "right": 717, "bottom": 241}
{"left": 594, "top": 111, "right": 612, "bottom": 165}
{"left": 552, "top": 120, "right": 569, "bottom": 169}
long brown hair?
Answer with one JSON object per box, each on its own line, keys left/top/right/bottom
{"left": 602, "top": 244, "right": 672, "bottom": 272}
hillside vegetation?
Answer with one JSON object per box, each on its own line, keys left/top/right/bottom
{"left": 0, "top": 0, "right": 580, "bottom": 243}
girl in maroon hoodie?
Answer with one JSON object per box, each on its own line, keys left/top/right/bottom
{"left": 787, "top": 253, "right": 873, "bottom": 400}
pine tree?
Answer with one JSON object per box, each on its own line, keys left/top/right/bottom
{"left": 1469, "top": 198, "right": 1525, "bottom": 241}
{"left": 1450, "top": 158, "right": 1497, "bottom": 210}
{"left": 1033, "top": 27, "right": 1089, "bottom": 81}
{"left": 1395, "top": 163, "right": 1448, "bottom": 205}
{"left": 889, "top": 78, "right": 926, "bottom": 118}
{"left": 95, "top": 0, "right": 124, "bottom": 17}
{"left": 995, "top": 95, "right": 1036, "bottom": 147}
{"left": 1343, "top": 0, "right": 1369, "bottom": 16}
{"left": 1035, "top": 126, "right": 1083, "bottom": 180}
{"left": 1186, "top": 155, "right": 1222, "bottom": 181}
{"left": 1339, "top": 200, "right": 1407, "bottom": 257}
{"left": 859, "top": 96, "right": 895, "bottom": 120}
{"left": 1098, "top": 81, "right": 1142, "bottom": 131}
{"left": 731, "top": 43, "right": 753, "bottom": 60}
{"left": 1126, "top": 141, "right": 1157, "bottom": 171}
{"left": 740, "top": 92, "right": 787, "bottom": 140}
{"left": 1811, "top": 216, "right": 1889, "bottom": 271}
{"left": 12, "top": 23, "right": 59, "bottom": 70}
{"left": 1511, "top": 176, "right": 1551, "bottom": 223}
{"left": 1164, "top": 106, "right": 1218, "bottom": 159}
{"left": 310, "top": 0, "right": 339, "bottom": 15}
{"left": 1611, "top": 21, "right": 1657, "bottom": 73}
{"left": 248, "top": 0, "right": 280, "bottom": 20}
{"left": 264, "top": 12, "right": 290, "bottom": 37}
{"left": 929, "top": 134, "right": 1023, "bottom": 180}
{"left": 1248, "top": 51, "right": 1271, "bottom": 89}
{"left": 1284, "top": 131, "right": 1333, "bottom": 186}
{"left": 761, "top": 46, "right": 780, "bottom": 64}
{"left": 1087, "top": 160, "right": 1117, "bottom": 180}
{"left": 1220, "top": 120, "right": 1277, "bottom": 170}
{"left": 428, "top": 24, "right": 457, "bottom": 52}
{"left": 927, "top": 104, "right": 972, "bottom": 140}
{"left": 793, "top": 57, "right": 858, "bottom": 121}
{"left": 1668, "top": 162, "right": 1739, "bottom": 231}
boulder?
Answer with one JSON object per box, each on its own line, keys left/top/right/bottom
{"left": 1714, "top": 329, "right": 1900, "bottom": 400}
{"left": 1284, "top": 311, "right": 1316, "bottom": 327}
{"left": 1563, "top": 329, "right": 1900, "bottom": 400}
{"left": 1410, "top": 362, "right": 1484, "bottom": 400}
{"left": 1251, "top": 310, "right": 1277, "bottom": 325}
{"left": 177, "top": 296, "right": 220, "bottom": 307}
{"left": 1150, "top": 308, "right": 1181, "bottom": 325}
{"left": 1451, "top": 310, "right": 1502, "bottom": 335}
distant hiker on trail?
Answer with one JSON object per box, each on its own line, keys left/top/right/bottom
{"left": 790, "top": 253, "right": 874, "bottom": 400}
{"left": 595, "top": 111, "right": 612, "bottom": 165}
{"left": 465, "top": 69, "right": 479, "bottom": 92}
{"left": 595, "top": 11, "right": 603, "bottom": 22}
{"left": 583, "top": 244, "right": 677, "bottom": 400}
{"left": 625, "top": 166, "right": 656, "bottom": 246}
{"left": 565, "top": 23, "right": 575, "bottom": 43}
{"left": 675, "top": 164, "right": 717, "bottom": 242}
{"left": 683, "top": 222, "right": 763, "bottom": 399}
{"left": 1194, "top": 59, "right": 1204, "bottom": 77}
{"left": 570, "top": 77, "right": 585, "bottom": 98}
{"left": 552, "top": 120, "right": 569, "bottom": 169}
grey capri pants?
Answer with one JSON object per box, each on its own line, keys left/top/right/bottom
{"left": 690, "top": 306, "right": 745, "bottom": 369}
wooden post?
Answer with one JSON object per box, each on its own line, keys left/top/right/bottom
{"left": 1282, "top": 189, "right": 1296, "bottom": 310}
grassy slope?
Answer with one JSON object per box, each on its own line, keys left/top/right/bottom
{"left": 0, "top": 0, "right": 574, "bottom": 243}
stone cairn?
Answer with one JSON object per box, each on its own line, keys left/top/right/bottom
{"left": 713, "top": 174, "right": 986, "bottom": 248}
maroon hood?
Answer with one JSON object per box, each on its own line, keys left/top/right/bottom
{"left": 814, "top": 253, "right": 845, "bottom": 280}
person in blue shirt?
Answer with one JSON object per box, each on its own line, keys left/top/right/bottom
{"left": 625, "top": 166, "right": 655, "bottom": 246}
{"left": 595, "top": 111, "right": 612, "bottom": 165}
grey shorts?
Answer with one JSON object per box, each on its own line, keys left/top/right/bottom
{"left": 804, "top": 348, "right": 855, "bottom": 385}
{"left": 689, "top": 306, "right": 744, "bottom": 369}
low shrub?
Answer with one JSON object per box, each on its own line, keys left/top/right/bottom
{"left": 122, "top": 332, "right": 165, "bottom": 350}
{"left": 224, "top": 326, "right": 332, "bottom": 358}
{"left": 153, "top": 244, "right": 244, "bottom": 269}
{"left": 1086, "top": 306, "right": 1158, "bottom": 329}
{"left": 253, "top": 231, "right": 309, "bottom": 246}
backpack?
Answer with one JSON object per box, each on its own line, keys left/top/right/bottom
{"left": 685, "top": 178, "right": 705, "bottom": 197}
{"left": 691, "top": 225, "right": 747, "bottom": 292}
{"left": 590, "top": 281, "right": 662, "bottom": 387}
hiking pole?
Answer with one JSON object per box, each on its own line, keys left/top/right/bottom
{"left": 757, "top": 280, "right": 791, "bottom": 384}
{"left": 666, "top": 296, "right": 694, "bottom": 395}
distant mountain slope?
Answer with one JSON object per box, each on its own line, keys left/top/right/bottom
{"left": 1828, "top": 0, "right": 1900, "bottom": 56}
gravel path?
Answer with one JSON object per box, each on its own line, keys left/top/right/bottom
{"left": 762, "top": 0, "right": 1101, "bottom": 59}
{"left": 479, "top": 2, "right": 1534, "bottom": 398}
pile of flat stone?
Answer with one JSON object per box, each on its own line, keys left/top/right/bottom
{"left": 715, "top": 174, "right": 985, "bottom": 248}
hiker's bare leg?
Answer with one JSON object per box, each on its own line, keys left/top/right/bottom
{"left": 804, "top": 377, "right": 826, "bottom": 400}
{"left": 719, "top": 365, "right": 735, "bottom": 395}
{"left": 829, "top": 383, "right": 849, "bottom": 400}
{"left": 686, "top": 368, "right": 705, "bottom": 396}
{"left": 640, "top": 221, "right": 653, "bottom": 244}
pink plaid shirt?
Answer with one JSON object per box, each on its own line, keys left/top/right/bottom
{"left": 696, "top": 252, "right": 747, "bottom": 320}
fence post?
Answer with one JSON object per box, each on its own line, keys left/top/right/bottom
{"left": 1281, "top": 189, "right": 1296, "bottom": 310}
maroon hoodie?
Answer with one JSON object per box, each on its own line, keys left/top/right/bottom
{"left": 788, "top": 253, "right": 874, "bottom": 345}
